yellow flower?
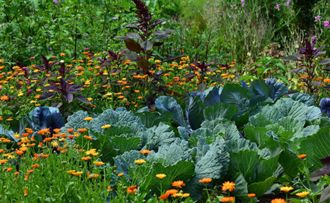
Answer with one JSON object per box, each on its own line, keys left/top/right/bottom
{"left": 156, "top": 173, "right": 166, "bottom": 179}
{"left": 101, "top": 124, "right": 111, "bottom": 129}
{"left": 280, "top": 186, "right": 294, "bottom": 193}
{"left": 93, "top": 161, "right": 105, "bottom": 167}
{"left": 296, "top": 191, "right": 309, "bottom": 198}
{"left": 222, "top": 181, "right": 235, "bottom": 192}
{"left": 87, "top": 173, "right": 100, "bottom": 179}
{"left": 85, "top": 149, "right": 99, "bottom": 156}
{"left": 83, "top": 117, "right": 93, "bottom": 121}
{"left": 134, "top": 159, "right": 146, "bottom": 165}
{"left": 51, "top": 141, "right": 59, "bottom": 148}
{"left": 72, "top": 171, "right": 83, "bottom": 177}
{"left": 81, "top": 156, "right": 92, "bottom": 161}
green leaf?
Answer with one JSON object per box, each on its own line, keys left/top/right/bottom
{"left": 279, "top": 149, "right": 302, "bottom": 177}
{"left": 300, "top": 127, "right": 330, "bottom": 169}
{"left": 203, "top": 103, "right": 237, "bottom": 121}
{"left": 248, "top": 176, "right": 276, "bottom": 196}
{"left": 220, "top": 84, "right": 252, "bottom": 105}
{"left": 155, "top": 96, "right": 186, "bottom": 127}
{"left": 147, "top": 139, "right": 191, "bottom": 166}
{"left": 141, "top": 161, "right": 195, "bottom": 193}
{"left": 195, "top": 138, "right": 229, "bottom": 179}
{"left": 139, "top": 122, "right": 176, "bottom": 150}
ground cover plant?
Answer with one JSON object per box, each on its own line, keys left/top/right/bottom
{"left": 1, "top": 0, "right": 330, "bottom": 202}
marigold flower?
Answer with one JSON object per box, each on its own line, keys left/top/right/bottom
{"left": 117, "top": 172, "right": 124, "bottom": 177}
{"left": 220, "top": 196, "right": 235, "bottom": 202}
{"left": 172, "top": 180, "right": 185, "bottom": 188}
{"left": 199, "top": 177, "right": 212, "bottom": 184}
{"left": 156, "top": 173, "right": 166, "bottom": 179}
{"left": 297, "top": 154, "right": 307, "bottom": 159}
{"left": 101, "top": 124, "right": 111, "bottom": 129}
{"left": 127, "top": 185, "right": 138, "bottom": 194}
{"left": 83, "top": 117, "right": 93, "bottom": 121}
{"left": 280, "top": 186, "right": 294, "bottom": 193}
{"left": 222, "top": 181, "right": 235, "bottom": 192}
{"left": 248, "top": 193, "right": 256, "bottom": 198}
{"left": 134, "top": 159, "right": 146, "bottom": 165}
{"left": 0, "top": 149, "right": 5, "bottom": 153}
{"left": 140, "top": 149, "right": 151, "bottom": 155}
{"left": 271, "top": 198, "right": 286, "bottom": 203}
{"left": 296, "top": 191, "right": 309, "bottom": 198}
{"left": 93, "top": 161, "right": 105, "bottom": 167}
{"left": 72, "top": 171, "right": 83, "bottom": 177}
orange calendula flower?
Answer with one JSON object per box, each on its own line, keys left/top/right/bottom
{"left": 199, "top": 177, "right": 212, "bottom": 184}
{"left": 37, "top": 128, "right": 50, "bottom": 135}
{"left": 53, "top": 128, "right": 61, "bottom": 133}
{"left": 324, "top": 78, "right": 330, "bottom": 83}
{"left": 6, "top": 167, "right": 13, "bottom": 172}
{"left": 77, "top": 128, "right": 88, "bottom": 133}
{"left": 83, "top": 135, "right": 93, "bottom": 141}
{"left": 248, "top": 193, "right": 256, "bottom": 198}
{"left": 222, "top": 181, "right": 235, "bottom": 192}
{"left": 0, "top": 95, "right": 9, "bottom": 101}
{"left": 81, "top": 156, "right": 92, "bottom": 161}
{"left": 220, "top": 196, "right": 235, "bottom": 202}
{"left": 0, "top": 149, "right": 5, "bottom": 153}
{"left": 31, "top": 164, "right": 40, "bottom": 169}
{"left": 139, "top": 149, "right": 151, "bottom": 155}
{"left": 127, "top": 185, "right": 138, "bottom": 194}
{"left": 134, "top": 159, "right": 146, "bottom": 165}
{"left": 155, "top": 173, "right": 166, "bottom": 179}
{"left": 67, "top": 128, "right": 74, "bottom": 133}
{"left": 280, "top": 186, "right": 294, "bottom": 193}
{"left": 83, "top": 117, "right": 93, "bottom": 121}
{"left": 16, "top": 150, "right": 24, "bottom": 156}
{"left": 296, "top": 191, "right": 309, "bottom": 198}
{"left": 93, "top": 161, "right": 105, "bottom": 167}
{"left": 24, "top": 187, "right": 28, "bottom": 197}
{"left": 271, "top": 198, "right": 286, "bottom": 203}
{"left": 172, "top": 180, "right": 186, "bottom": 188}
{"left": 297, "top": 154, "right": 307, "bottom": 159}
{"left": 159, "top": 189, "right": 178, "bottom": 200}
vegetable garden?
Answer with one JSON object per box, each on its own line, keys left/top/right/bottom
{"left": 0, "top": 0, "right": 330, "bottom": 202}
